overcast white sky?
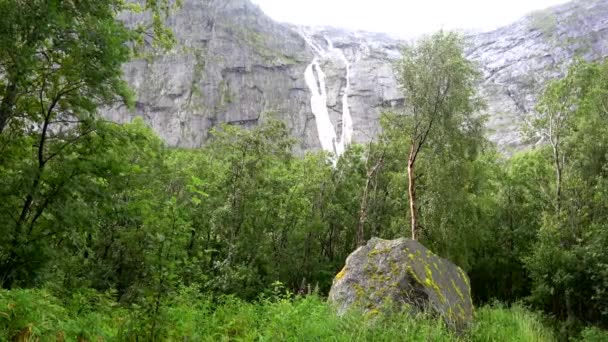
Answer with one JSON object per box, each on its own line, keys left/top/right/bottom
{"left": 250, "top": 0, "right": 570, "bottom": 37}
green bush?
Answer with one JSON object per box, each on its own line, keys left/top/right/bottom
{"left": 472, "top": 303, "right": 554, "bottom": 342}
{"left": 0, "top": 288, "right": 571, "bottom": 341}
{"left": 0, "top": 288, "right": 127, "bottom": 341}
{"left": 577, "top": 326, "right": 608, "bottom": 342}
{"left": 0, "top": 288, "right": 66, "bottom": 341}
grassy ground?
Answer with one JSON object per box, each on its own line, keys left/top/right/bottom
{"left": 0, "top": 288, "right": 602, "bottom": 341}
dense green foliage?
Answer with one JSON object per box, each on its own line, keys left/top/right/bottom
{"left": 0, "top": 288, "right": 560, "bottom": 341}
{"left": 524, "top": 59, "right": 608, "bottom": 333}
{"left": 0, "top": 1, "right": 607, "bottom": 339}
{"left": 393, "top": 31, "right": 485, "bottom": 240}
{"left": 0, "top": 0, "right": 177, "bottom": 136}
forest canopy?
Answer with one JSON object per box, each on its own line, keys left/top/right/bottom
{"left": 0, "top": 1, "right": 607, "bottom": 340}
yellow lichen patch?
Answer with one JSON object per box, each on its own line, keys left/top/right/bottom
{"left": 366, "top": 308, "right": 380, "bottom": 318}
{"left": 335, "top": 267, "right": 347, "bottom": 281}
{"left": 457, "top": 268, "right": 470, "bottom": 286}
{"left": 369, "top": 247, "right": 391, "bottom": 257}
{"left": 424, "top": 264, "right": 446, "bottom": 304}
{"left": 451, "top": 279, "right": 465, "bottom": 302}
{"left": 456, "top": 303, "right": 466, "bottom": 319}
{"left": 371, "top": 273, "right": 391, "bottom": 283}
{"left": 406, "top": 266, "right": 422, "bottom": 284}
{"left": 354, "top": 283, "right": 365, "bottom": 300}
{"left": 424, "top": 264, "right": 433, "bottom": 279}
{"left": 390, "top": 262, "right": 401, "bottom": 276}
{"left": 368, "top": 249, "right": 381, "bottom": 256}
{"left": 447, "top": 307, "right": 456, "bottom": 321}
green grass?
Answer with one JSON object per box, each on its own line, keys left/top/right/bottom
{"left": 472, "top": 303, "right": 554, "bottom": 342}
{"left": 0, "top": 288, "right": 603, "bottom": 341}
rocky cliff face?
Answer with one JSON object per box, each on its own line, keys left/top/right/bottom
{"left": 105, "top": 0, "right": 608, "bottom": 154}
{"left": 469, "top": 0, "right": 608, "bottom": 151}
{"left": 107, "top": 0, "right": 317, "bottom": 149}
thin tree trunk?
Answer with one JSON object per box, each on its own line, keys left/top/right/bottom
{"left": 356, "top": 149, "right": 384, "bottom": 246}
{"left": 356, "top": 180, "right": 371, "bottom": 247}
{"left": 1, "top": 98, "right": 51, "bottom": 288}
{"left": 0, "top": 82, "right": 18, "bottom": 134}
{"left": 14, "top": 99, "right": 52, "bottom": 232}
{"left": 554, "top": 149, "right": 562, "bottom": 214}
{"left": 549, "top": 116, "right": 562, "bottom": 214}
{"left": 407, "top": 146, "right": 418, "bottom": 240}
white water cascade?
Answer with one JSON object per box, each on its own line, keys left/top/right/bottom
{"left": 304, "top": 59, "right": 337, "bottom": 154}
{"left": 332, "top": 39, "right": 354, "bottom": 154}
{"left": 300, "top": 31, "right": 354, "bottom": 158}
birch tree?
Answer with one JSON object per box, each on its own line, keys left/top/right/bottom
{"left": 395, "top": 31, "right": 482, "bottom": 240}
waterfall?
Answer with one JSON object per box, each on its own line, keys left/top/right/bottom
{"left": 336, "top": 46, "right": 354, "bottom": 153}
{"left": 304, "top": 59, "right": 338, "bottom": 154}
{"left": 300, "top": 30, "right": 354, "bottom": 158}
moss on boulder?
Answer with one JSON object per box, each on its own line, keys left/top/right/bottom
{"left": 328, "top": 238, "right": 474, "bottom": 331}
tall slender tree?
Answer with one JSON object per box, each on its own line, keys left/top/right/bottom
{"left": 0, "top": 0, "right": 178, "bottom": 288}
{"left": 394, "top": 31, "right": 483, "bottom": 240}
{"left": 0, "top": 0, "right": 177, "bottom": 135}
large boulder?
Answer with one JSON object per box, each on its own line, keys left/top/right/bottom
{"left": 328, "top": 238, "right": 473, "bottom": 331}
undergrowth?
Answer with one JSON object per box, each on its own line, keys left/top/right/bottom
{"left": 0, "top": 287, "right": 602, "bottom": 341}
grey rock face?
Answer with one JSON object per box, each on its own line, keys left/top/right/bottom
{"left": 107, "top": 0, "right": 317, "bottom": 150}
{"left": 328, "top": 238, "right": 473, "bottom": 331}
{"left": 467, "top": 0, "right": 608, "bottom": 152}
{"left": 296, "top": 26, "right": 403, "bottom": 154}
{"left": 104, "top": 0, "right": 608, "bottom": 153}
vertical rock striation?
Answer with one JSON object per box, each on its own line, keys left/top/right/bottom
{"left": 103, "top": 0, "right": 608, "bottom": 153}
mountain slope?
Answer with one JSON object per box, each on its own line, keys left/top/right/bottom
{"left": 468, "top": 0, "right": 608, "bottom": 150}
{"left": 107, "top": 0, "right": 316, "bottom": 149}
{"left": 105, "top": 0, "right": 608, "bottom": 153}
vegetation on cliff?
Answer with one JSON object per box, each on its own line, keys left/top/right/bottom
{"left": 0, "top": 1, "right": 608, "bottom": 340}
